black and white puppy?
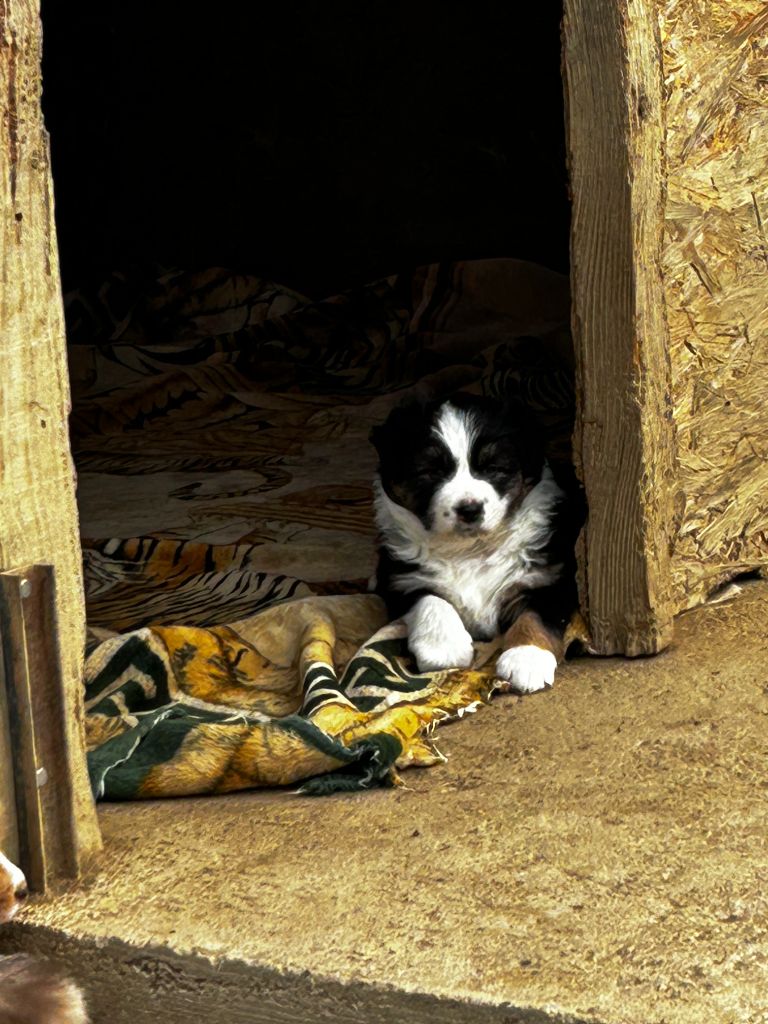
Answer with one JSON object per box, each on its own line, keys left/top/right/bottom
{"left": 370, "top": 394, "right": 583, "bottom": 693}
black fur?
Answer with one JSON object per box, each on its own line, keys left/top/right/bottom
{"left": 370, "top": 393, "right": 585, "bottom": 642}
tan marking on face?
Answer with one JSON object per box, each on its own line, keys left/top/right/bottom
{"left": 0, "top": 851, "right": 27, "bottom": 924}
{"left": 0, "top": 876, "right": 15, "bottom": 923}
{"left": 502, "top": 609, "right": 564, "bottom": 661}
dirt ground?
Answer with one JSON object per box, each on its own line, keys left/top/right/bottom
{"left": 3, "top": 582, "right": 767, "bottom": 1024}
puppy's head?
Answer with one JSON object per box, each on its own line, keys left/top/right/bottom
{"left": 0, "top": 851, "right": 28, "bottom": 924}
{"left": 371, "top": 394, "right": 543, "bottom": 536}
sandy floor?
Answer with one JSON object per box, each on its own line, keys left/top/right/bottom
{"left": 3, "top": 582, "right": 767, "bottom": 1024}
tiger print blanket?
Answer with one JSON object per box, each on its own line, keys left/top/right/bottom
{"left": 72, "top": 259, "right": 581, "bottom": 798}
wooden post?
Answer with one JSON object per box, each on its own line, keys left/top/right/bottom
{"left": 563, "top": 0, "right": 678, "bottom": 655}
{"left": 0, "top": 567, "right": 83, "bottom": 890}
{"left": 0, "top": 2, "right": 101, "bottom": 872}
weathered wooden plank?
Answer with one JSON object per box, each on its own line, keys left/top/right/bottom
{"left": 0, "top": 571, "right": 48, "bottom": 890}
{"left": 0, "top": 567, "right": 83, "bottom": 890}
{"left": 563, "top": 0, "right": 678, "bottom": 655}
{"left": 0, "top": 2, "right": 100, "bottom": 867}
{"left": 0, "top": 632, "right": 19, "bottom": 865}
{"left": 660, "top": 0, "right": 768, "bottom": 608}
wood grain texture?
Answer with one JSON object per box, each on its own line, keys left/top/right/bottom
{"left": 660, "top": 0, "right": 768, "bottom": 608}
{"left": 0, "top": 572, "right": 48, "bottom": 891}
{"left": 0, "top": 568, "right": 83, "bottom": 890}
{"left": 0, "top": 1, "right": 100, "bottom": 865}
{"left": 563, "top": 0, "right": 677, "bottom": 655}
{"left": 0, "top": 631, "right": 20, "bottom": 864}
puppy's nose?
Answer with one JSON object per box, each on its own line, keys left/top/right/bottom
{"left": 14, "top": 883, "right": 28, "bottom": 903}
{"left": 454, "top": 499, "right": 484, "bottom": 524}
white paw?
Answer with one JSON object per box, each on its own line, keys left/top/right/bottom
{"left": 405, "top": 595, "right": 475, "bottom": 672}
{"left": 411, "top": 628, "right": 475, "bottom": 673}
{"left": 495, "top": 644, "right": 557, "bottom": 694}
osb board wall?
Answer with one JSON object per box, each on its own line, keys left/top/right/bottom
{"left": 0, "top": 1, "right": 100, "bottom": 862}
{"left": 660, "top": 1, "right": 768, "bottom": 609}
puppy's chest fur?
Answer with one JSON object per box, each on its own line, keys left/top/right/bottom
{"left": 376, "top": 472, "right": 564, "bottom": 640}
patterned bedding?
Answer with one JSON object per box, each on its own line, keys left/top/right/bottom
{"left": 71, "top": 259, "right": 582, "bottom": 797}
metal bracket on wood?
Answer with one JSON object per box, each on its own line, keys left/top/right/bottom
{"left": 0, "top": 565, "right": 80, "bottom": 891}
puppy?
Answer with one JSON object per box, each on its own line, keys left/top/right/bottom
{"left": 0, "top": 852, "right": 88, "bottom": 1024}
{"left": 371, "top": 394, "right": 583, "bottom": 692}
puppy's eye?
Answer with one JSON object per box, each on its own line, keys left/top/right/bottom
{"left": 476, "top": 444, "right": 502, "bottom": 466}
{"left": 418, "top": 462, "right": 445, "bottom": 480}
{"left": 415, "top": 446, "right": 452, "bottom": 477}
{"left": 475, "top": 443, "right": 516, "bottom": 474}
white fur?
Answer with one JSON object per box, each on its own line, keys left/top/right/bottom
{"left": 405, "top": 595, "right": 474, "bottom": 673}
{"left": 496, "top": 644, "right": 557, "bottom": 693}
{"left": 375, "top": 466, "right": 564, "bottom": 640}
{"left": 0, "top": 851, "right": 26, "bottom": 922}
{"left": 429, "top": 404, "right": 508, "bottom": 533}
{"left": 57, "top": 981, "right": 89, "bottom": 1024}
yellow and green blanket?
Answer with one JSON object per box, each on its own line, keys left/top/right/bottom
{"left": 73, "top": 259, "right": 580, "bottom": 798}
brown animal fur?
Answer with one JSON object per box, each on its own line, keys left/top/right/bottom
{"left": 0, "top": 956, "right": 88, "bottom": 1024}
{"left": 502, "top": 608, "right": 565, "bottom": 662}
{"left": 0, "top": 871, "right": 17, "bottom": 926}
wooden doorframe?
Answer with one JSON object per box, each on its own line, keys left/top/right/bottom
{"left": 1, "top": 0, "right": 101, "bottom": 877}
{"left": 0, "top": 0, "right": 680, "bottom": 877}
{"left": 563, "top": 0, "right": 678, "bottom": 656}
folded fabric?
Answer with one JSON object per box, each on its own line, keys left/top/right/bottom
{"left": 84, "top": 594, "right": 533, "bottom": 798}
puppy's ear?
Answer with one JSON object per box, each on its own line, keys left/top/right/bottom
{"left": 369, "top": 422, "right": 386, "bottom": 457}
{"left": 499, "top": 398, "right": 546, "bottom": 480}
{"left": 369, "top": 400, "right": 430, "bottom": 460}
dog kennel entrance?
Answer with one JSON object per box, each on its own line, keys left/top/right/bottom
{"left": 39, "top": 4, "right": 580, "bottom": 635}
{"left": 40, "top": 0, "right": 676, "bottom": 661}
{"left": 2, "top": 0, "right": 686, "bottom": 870}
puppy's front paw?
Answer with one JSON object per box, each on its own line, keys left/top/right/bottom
{"left": 496, "top": 644, "right": 556, "bottom": 693}
{"left": 405, "top": 594, "right": 475, "bottom": 672}
{"left": 411, "top": 629, "right": 474, "bottom": 673}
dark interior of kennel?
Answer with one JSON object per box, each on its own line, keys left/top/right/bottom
{"left": 39, "top": 0, "right": 576, "bottom": 634}
{"left": 41, "top": 1, "right": 568, "bottom": 295}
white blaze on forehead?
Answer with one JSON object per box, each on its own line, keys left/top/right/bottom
{"left": 429, "top": 403, "right": 507, "bottom": 533}
{"left": 432, "top": 403, "right": 478, "bottom": 464}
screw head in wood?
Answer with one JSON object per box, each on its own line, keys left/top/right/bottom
{"left": 36, "top": 766, "right": 48, "bottom": 788}
{"left": 19, "top": 579, "right": 31, "bottom": 598}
